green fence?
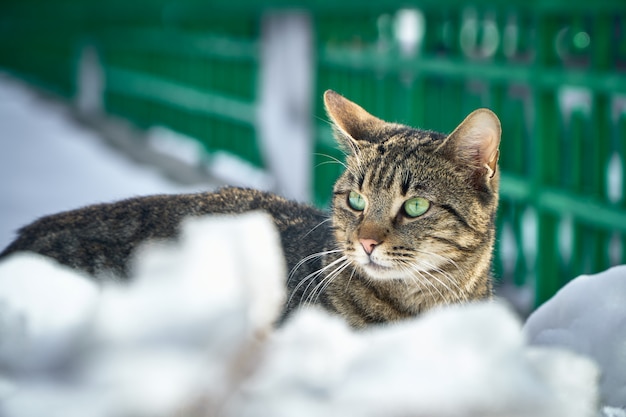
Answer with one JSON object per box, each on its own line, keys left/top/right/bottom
{"left": 1, "top": 0, "right": 625, "bottom": 307}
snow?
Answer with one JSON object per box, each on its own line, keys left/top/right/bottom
{"left": 524, "top": 265, "right": 626, "bottom": 409}
{"left": 230, "top": 304, "right": 599, "bottom": 417}
{"left": 0, "top": 213, "right": 286, "bottom": 417}
{"left": 0, "top": 254, "right": 98, "bottom": 372}
{"left": 0, "top": 74, "right": 203, "bottom": 249}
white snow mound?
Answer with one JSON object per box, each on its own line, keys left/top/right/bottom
{"left": 229, "top": 302, "right": 599, "bottom": 417}
{"left": 524, "top": 265, "right": 626, "bottom": 409}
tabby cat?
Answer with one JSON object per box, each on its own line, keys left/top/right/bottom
{"left": 0, "top": 90, "right": 501, "bottom": 328}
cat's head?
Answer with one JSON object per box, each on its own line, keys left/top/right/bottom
{"left": 324, "top": 90, "right": 501, "bottom": 284}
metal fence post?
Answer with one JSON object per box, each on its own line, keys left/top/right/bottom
{"left": 533, "top": 14, "right": 562, "bottom": 305}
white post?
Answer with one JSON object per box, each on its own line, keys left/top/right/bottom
{"left": 75, "top": 44, "right": 104, "bottom": 116}
{"left": 257, "top": 11, "right": 314, "bottom": 202}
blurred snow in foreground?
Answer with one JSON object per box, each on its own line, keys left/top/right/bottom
{"left": 1, "top": 212, "right": 623, "bottom": 417}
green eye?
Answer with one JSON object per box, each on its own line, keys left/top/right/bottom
{"left": 348, "top": 191, "right": 366, "bottom": 211}
{"left": 403, "top": 197, "right": 430, "bottom": 218}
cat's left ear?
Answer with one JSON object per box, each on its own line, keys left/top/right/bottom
{"left": 440, "top": 109, "right": 501, "bottom": 178}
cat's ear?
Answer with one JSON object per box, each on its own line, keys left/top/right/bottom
{"left": 440, "top": 109, "right": 501, "bottom": 178}
{"left": 323, "top": 90, "right": 387, "bottom": 152}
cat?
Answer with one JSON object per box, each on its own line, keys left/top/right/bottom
{"left": 0, "top": 90, "right": 501, "bottom": 328}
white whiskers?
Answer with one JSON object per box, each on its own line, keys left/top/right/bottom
{"left": 313, "top": 152, "right": 363, "bottom": 184}
{"left": 286, "top": 252, "right": 347, "bottom": 310}
{"left": 398, "top": 252, "right": 468, "bottom": 305}
{"left": 305, "top": 258, "right": 353, "bottom": 308}
{"left": 301, "top": 218, "right": 332, "bottom": 239}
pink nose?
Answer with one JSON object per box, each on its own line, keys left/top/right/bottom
{"left": 359, "top": 238, "right": 379, "bottom": 255}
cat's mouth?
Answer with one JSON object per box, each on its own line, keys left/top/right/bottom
{"left": 351, "top": 247, "right": 403, "bottom": 280}
{"left": 364, "top": 260, "right": 391, "bottom": 271}
{"left": 359, "top": 259, "right": 401, "bottom": 280}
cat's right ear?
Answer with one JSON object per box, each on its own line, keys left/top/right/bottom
{"left": 324, "top": 90, "right": 387, "bottom": 153}
{"left": 438, "top": 108, "right": 502, "bottom": 179}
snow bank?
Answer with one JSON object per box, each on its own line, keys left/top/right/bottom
{"left": 0, "top": 212, "right": 285, "bottom": 417}
{"left": 0, "top": 253, "right": 98, "bottom": 373}
{"left": 231, "top": 303, "right": 599, "bottom": 417}
{"left": 524, "top": 265, "right": 626, "bottom": 409}
{"left": 0, "top": 212, "right": 610, "bottom": 417}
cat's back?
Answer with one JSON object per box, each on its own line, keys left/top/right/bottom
{"left": 0, "top": 187, "right": 329, "bottom": 278}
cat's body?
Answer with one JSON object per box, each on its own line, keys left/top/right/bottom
{"left": 0, "top": 90, "right": 502, "bottom": 328}
{"left": 0, "top": 188, "right": 337, "bottom": 324}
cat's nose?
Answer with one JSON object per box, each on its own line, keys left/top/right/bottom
{"left": 359, "top": 238, "right": 379, "bottom": 255}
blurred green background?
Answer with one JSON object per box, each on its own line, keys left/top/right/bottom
{"left": 1, "top": 0, "right": 625, "bottom": 308}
